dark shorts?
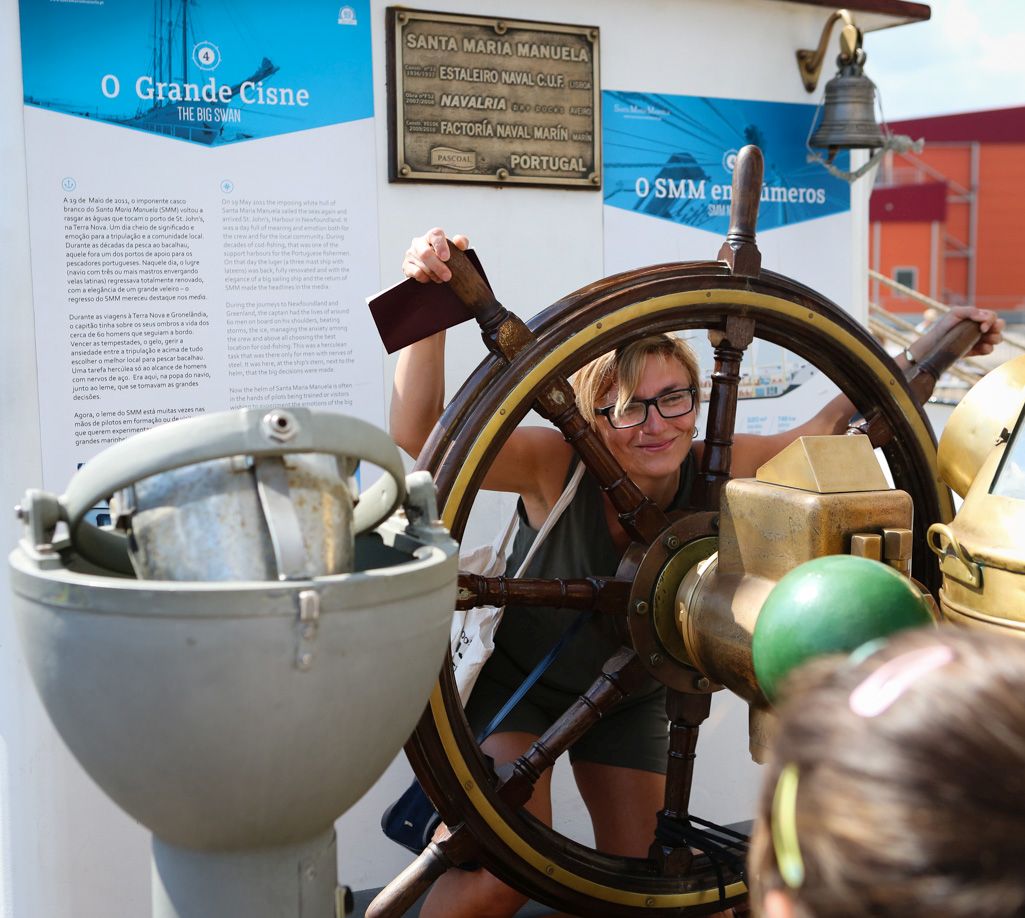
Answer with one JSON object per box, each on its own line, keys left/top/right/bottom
{"left": 464, "top": 666, "right": 670, "bottom": 774}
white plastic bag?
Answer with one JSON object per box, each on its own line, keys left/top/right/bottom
{"left": 450, "top": 462, "right": 585, "bottom": 704}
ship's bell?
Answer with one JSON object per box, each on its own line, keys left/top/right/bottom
{"left": 809, "top": 50, "right": 884, "bottom": 161}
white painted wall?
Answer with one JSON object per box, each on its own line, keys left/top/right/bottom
{"left": 1, "top": 1, "right": 887, "bottom": 914}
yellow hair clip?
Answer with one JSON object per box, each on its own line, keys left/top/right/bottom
{"left": 771, "top": 762, "right": 805, "bottom": 889}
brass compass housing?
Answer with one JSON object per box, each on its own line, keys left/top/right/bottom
{"left": 930, "top": 355, "right": 1025, "bottom": 634}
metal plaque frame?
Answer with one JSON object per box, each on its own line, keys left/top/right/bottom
{"left": 387, "top": 7, "right": 601, "bottom": 189}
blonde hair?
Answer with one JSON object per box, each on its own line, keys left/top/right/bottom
{"left": 572, "top": 335, "right": 702, "bottom": 427}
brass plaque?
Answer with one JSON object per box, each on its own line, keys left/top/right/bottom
{"left": 387, "top": 8, "right": 600, "bottom": 188}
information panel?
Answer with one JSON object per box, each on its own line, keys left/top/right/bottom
{"left": 601, "top": 89, "right": 854, "bottom": 437}
{"left": 387, "top": 8, "right": 600, "bottom": 187}
{"left": 18, "top": 0, "right": 384, "bottom": 499}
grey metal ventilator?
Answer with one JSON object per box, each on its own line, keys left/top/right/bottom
{"left": 9, "top": 407, "right": 459, "bottom": 918}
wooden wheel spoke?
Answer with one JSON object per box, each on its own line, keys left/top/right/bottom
{"left": 693, "top": 315, "right": 755, "bottom": 511}
{"left": 456, "top": 574, "right": 631, "bottom": 616}
{"left": 495, "top": 648, "right": 649, "bottom": 810}
{"left": 365, "top": 828, "right": 479, "bottom": 918}
{"left": 444, "top": 245, "right": 671, "bottom": 545}
{"left": 693, "top": 142, "right": 761, "bottom": 511}
{"left": 649, "top": 689, "right": 713, "bottom": 877}
{"left": 562, "top": 420, "right": 672, "bottom": 545}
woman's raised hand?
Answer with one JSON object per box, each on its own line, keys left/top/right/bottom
{"left": 934, "top": 306, "right": 1005, "bottom": 356}
{"left": 403, "top": 228, "right": 471, "bottom": 284}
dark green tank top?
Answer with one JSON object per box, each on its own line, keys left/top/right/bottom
{"left": 487, "top": 453, "right": 696, "bottom": 695}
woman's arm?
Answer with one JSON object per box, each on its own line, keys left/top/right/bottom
{"left": 389, "top": 229, "right": 468, "bottom": 457}
{"left": 390, "top": 329, "right": 448, "bottom": 458}
{"left": 389, "top": 229, "right": 572, "bottom": 519}
{"left": 727, "top": 306, "right": 1005, "bottom": 478}
{"left": 727, "top": 391, "right": 852, "bottom": 479}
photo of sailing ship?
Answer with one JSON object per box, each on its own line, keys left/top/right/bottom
{"left": 699, "top": 346, "right": 815, "bottom": 402}
{"left": 603, "top": 91, "right": 850, "bottom": 236}
{"left": 692, "top": 338, "right": 833, "bottom": 436}
{"left": 19, "top": 0, "right": 373, "bottom": 146}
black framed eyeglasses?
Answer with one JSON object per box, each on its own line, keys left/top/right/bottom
{"left": 596, "top": 386, "right": 697, "bottom": 429}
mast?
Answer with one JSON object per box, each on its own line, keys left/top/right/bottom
{"left": 151, "top": 0, "right": 157, "bottom": 89}
{"left": 166, "top": 0, "right": 173, "bottom": 85}
{"left": 181, "top": 0, "right": 188, "bottom": 84}
{"left": 156, "top": 0, "right": 165, "bottom": 88}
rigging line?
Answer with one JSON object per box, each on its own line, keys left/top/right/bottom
{"left": 150, "top": 0, "right": 158, "bottom": 87}
{"left": 605, "top": 89, "right": 726, "bottom": 140}
{"left": 700, "top": 97, "right": 753, "bottom": 139}
{"left": 657, "top": 116, "right": 738, "bottom": 150}
{"left": 633, "top": 119, "right": 737, "bottom": 154}
{"left": 154, "top": 0, "right": 164, "bottom": 86}
{"left": 221, "top": 0, "right": 262, "bottom": 46}
{"left": 604, "top": 148, "right": 715, "bottom": 165}
{"left": 604, "top": 161, "right": 710, "bottom": 168}
{"left": 643, "top": 94, "right": 737, "bottom": 138}
{"left": 602, "top": 127, "right": 695, "bottom": 147}
{"left": 603, "top": 145, "right": 705, "bottom": 162}
{"left": 788, "top": 164, "right": 844, "bottom": 178}
{"left": 611, "top": 105, "right": 736, "bottom": 149}
{"left": 685, "top": 157, "right": 757, "bottom": 172}
{"left": 603, "top": 147, "right": 708, "bottom": 166}
{"left": 602, "top": 122, "right": 700, "bottom": 144}
{"left": 181, "top": 0, "right": 188, "bottom": 84}
{"left": 629, "top": 93, "right": 739, "bottom": 147}
{"left": 603, "top": 131, "right": 713, "bottom": 156}
{"left": 633, "top": 204, "right": 717, "bottom": 229}
{"left": 167, "top": 2, "right": 183, "bottom": 83}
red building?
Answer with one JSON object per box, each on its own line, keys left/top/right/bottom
{"left": 869, "top": 106, "right": 1025, "bottom": 316}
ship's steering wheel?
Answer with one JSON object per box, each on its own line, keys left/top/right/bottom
{"left": 369, "top": 146, "right": 972, "bottom": 918}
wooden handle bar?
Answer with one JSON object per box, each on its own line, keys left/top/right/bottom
{"left": 444, "top": 244, "right": 510, "bottom": 336}
{"left": 907, "top": 317, "right": 986, "bottom": 403}
{"left": 497, "top": 648, "right": 650, "bottom": 809}
{"left": 364, "top": 843, "right": 449, "bottom": 918}
{"left": 365, "top": 832, "right": 477, "bottom": 918}
{"left": 849, "top": 317, "right": 987, "bottom": 446}
{"left": 457, "top": 574, "right": 631, "bottom": 614}
{"left": 717, "top": 145, "right": 764, "bottom": 277}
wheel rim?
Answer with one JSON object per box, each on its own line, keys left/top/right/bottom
{"left": 408, "top": 264, "right": 951, "bottom": 915}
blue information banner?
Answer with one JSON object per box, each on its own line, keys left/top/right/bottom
{"left": 19, "top": 0, "right": 372, "bottom": 146}
{"left": 17, "top": 0, "right": 385, "bottom": 499}
{"left": 602, "top": 90, "right": 850, "bottom": 234}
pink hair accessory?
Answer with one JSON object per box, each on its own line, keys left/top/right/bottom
{"left": 849, "top": 644, "right": 955, "bottom": 717}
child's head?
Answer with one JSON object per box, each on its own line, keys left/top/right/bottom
{"left": 749, "top": 626, "right": 1025, "bottom": 918}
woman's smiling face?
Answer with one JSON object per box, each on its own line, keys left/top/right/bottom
{"left": 595, "top": 353, "right": 698, "bottom": 487}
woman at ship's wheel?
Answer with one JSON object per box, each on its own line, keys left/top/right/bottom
{"left": 390, "top": 227, "right": 1003, "bottom": 918}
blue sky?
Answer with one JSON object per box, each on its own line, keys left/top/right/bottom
{"left": 863, "top": 0, "right": 1025, "bottom": 120}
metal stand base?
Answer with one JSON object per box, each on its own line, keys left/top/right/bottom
{"left": 152, "top": 828, "right": 341, "bottom": 918}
